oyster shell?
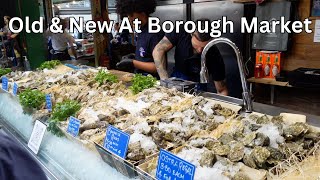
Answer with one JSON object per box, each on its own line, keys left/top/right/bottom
{"left": 283, "top": 122, "right": 309, "bottom": 140}
{"left": 212, "top": 143, "right": 230, "bottom": 156}
{"left": 254, "top": 133, "right": 270, "bottom": 147}
{"left": 199, "top": 151, "right": 216, "bottom": 167}
{"left": 242, "top": 132, "right": 256, "bottom": 147}
{"left": 228, "top": 142, "right": 245, "bottom": 162}
{"left": 232, "top": 172, "right": 251, "bottom": 180}
{"left": 304, "top": 132, "right": 320, "bottom": 141}
{"left": 219, "top": 133, "right": 234, "bottom": 145}
{"left": 243, "top": 154, "right": 257, "bottom": 169}
{"left": 251, "top": 146, "right": 270, "bottom": 165}
{"left": 195, "top": 108, "right": 207, "bottom": 121}
{"left": 249, "top": 124, "right": 262, "bottom": 131}
{"left": 127, "top": 142, "right": 146, "bottom": 161}
{"left": 256, "top": 115, "right": 270, "bottom": 124}
{"left": 266, "top": 147, "right": 284, "bottom": 165}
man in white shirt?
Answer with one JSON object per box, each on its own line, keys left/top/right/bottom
{"left": 46, "top": 19, "right": 77, "bottom": 61}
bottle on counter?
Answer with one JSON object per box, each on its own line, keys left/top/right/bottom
{"left": 264, "top": 54, "right": 271, "bottom": 77}
{"left": 272, "top": 55, "right": 280, "bottom": 77}
{"left": 255, "top": 54, "right": 264, "bottom": 78}
{"left": 23, "top": 56, "right": 31, "bottom": 71}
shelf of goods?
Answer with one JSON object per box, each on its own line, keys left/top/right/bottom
{"left": 0, "top": 65, "right": 320, "bottom": 180}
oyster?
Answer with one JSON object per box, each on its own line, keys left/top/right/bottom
{"left": 98, "top": 114, "right": 116, "bottom": 124}
{"left": 243, "top": 154, "right": 257, "bottom": 169}
{"left": 251, "top": 146, "right": 270, "bottom": 165}
{"left": 280, "top": 142, "right": 305, "bottom": 157}
{"left": 249, "top": 124, "right": 262, "bottom": 131}
{"left": 266, "top": 147, "right": 284, "bottom": 165}
{"left": 232, "top": 172, "right": 251, "bottom": 180}
{"left": 256, "top": 115, "right": 270, "bottom": 124}
{"left": 127, "top": 142, "right": 146, "bottom": 161}
{"left": 163, "top": 132, "right": 175, "bottom": 142}
{"left": 254, "top": 133, "right": 270, "bottom": 147}
{"left": 32, "top": 109, "right": 50, "bottom": 122}
{"left": 304, "top": 132, "right": 320, "bottom": 141}
{"left": 219, "top": 133, "right": 234, "bottom": 145}
{"left": 242, "top": 133, "right": 256, "bottom": 147}
{"left": 195, "top": 108, "right": 207, "bottom": 121}
{"left": 233, "top": 132, "right": 245, "bottom": 141}
{"left": 283, "top": 122, "right": 309, "bottom": 140}
{"left": 205, "top": 139, "right": 221, "bottom": 150}
{"left": 228, "top": 142, "right": 245, "bottom": 162}
{"left": 199, "top": 151, "right": 216, "bottom": 167}
{"left": 212, "top": 143, "right": 230, "bottom": 156}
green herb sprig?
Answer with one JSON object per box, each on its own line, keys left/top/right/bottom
{"left": 19, "top": 89, "right": 45, "bottom": 109}
{"left": 47, "top": 100, "right": 81, "bottom": 137}
{"left": 0, "top": 68, "right": 12, "bottom": 77}
{"left": 39, "top": 60, "right": 61, "bottom": 70}
{"left": 51, "top": 100, "right": 81, "bottom": 122}
{"left": 130, "top": 74, "right": 157, "bottom": 94}
{"left": 95, "top": 70, "right": 118, "bottom": 85}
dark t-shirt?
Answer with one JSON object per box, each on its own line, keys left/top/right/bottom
{"left": 165, "top": 29, "right": 194, "bottom": 75}
{"left": 166, "top": 29, "right": 225, "bottom": 82}
{"left": 134, "top": 24, "right": 164, "bottom": 75}
{"left": 0, "top": 130, "right": 47, "bottom": 180}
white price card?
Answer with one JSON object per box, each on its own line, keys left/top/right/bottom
{"left": 314, "top": 20, "right": 320, "bottom": 43}
{"left": 28, "top": 120, "right": 47, "bottom": 154}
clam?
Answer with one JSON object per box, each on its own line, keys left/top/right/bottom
{"left": 228, "top": 142, "right": 245, "bottom": 162}
{"left": 199, "top": 151, "right": 216, "bottom": 167}
{"left": 283, "top": 122, "right": 309, "bottom": 140}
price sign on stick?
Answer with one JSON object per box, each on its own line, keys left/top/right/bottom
{"left": 103, "top": 125, "right": 130, "bottom": 159}
{"left": 12, "top": 83, "right": 18, "bottom": 96}
{"left": 28, "top": 120, "right": 47, "bottom": 154}
{"left": 156, "top": 149, "right": 196, "bottom": 180}
{"left": 67, "top": 116, "right": 81, "bottom": 137}
{"left": 46, "top": 94, "right": 52, "bottom": 112}
{"left": 1, "top": 76, "right": 8, "bottom": 92}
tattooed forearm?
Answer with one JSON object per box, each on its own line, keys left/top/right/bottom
{"left": 153, "top": 37, "right": 173, "bottom": 80}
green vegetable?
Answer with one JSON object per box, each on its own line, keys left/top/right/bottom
{"left": 19, "top": 89, "right": 45, "bottom": 109}
{"left": 51, "top": 100, "right": 81, "bottom": 122}
{"left": 129, "top": 74, "right": 157, "bottom": 94}
{"left": 47, "top": 100, "right": 80, "bottom": 137}
{"left": 47, "top": 120, "right": 65, "bottom": 137}
{"left": 95, "top": 70, "right": 118, "bottom": 85}
{"left": 39, "top": 60, "right": 61, "bottom": 70}
{"left": 0, "top": 68, "right": 12, "bottom": 77}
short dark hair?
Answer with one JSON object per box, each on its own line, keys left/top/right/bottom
{"left": 116, "top": 0, "right": 157, "bottom": 17}
{"left": 193, "top": 18, "right": 212, "bottom": 42}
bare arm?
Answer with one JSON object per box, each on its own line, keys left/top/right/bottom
{"left": 152, "top": 37, "right": 173, "bottom": 80}
{"left": 66, "top": 32, "right": 77, "bottom": 59}
{"left": 133, "top": 60, "right": 157, "bottom": 73}
{"left": 214, "top": 80, "right": 228, "bottom": 96}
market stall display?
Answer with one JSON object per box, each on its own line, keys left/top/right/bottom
{"left": 1, "top": 64, "right": 320, "bottom": 180}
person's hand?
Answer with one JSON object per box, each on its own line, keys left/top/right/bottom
{"left": 116, "top": 57, "right": 134, "bottom": 72}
